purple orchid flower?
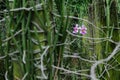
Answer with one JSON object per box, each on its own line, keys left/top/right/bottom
{"left": 73, "top": 24, "right": 79, "bottom": 34}
{"left": 79, "top": 25, "right": 87, "bottom": 35}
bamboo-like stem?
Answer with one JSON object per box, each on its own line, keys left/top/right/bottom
{"left": 105, "top": 0, "right": 110, "bottom": 55}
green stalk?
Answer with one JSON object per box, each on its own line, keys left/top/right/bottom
{"left": 105, "top": 0, "right": 110, "bottom": 55}
{"left": 54, "top": 0, "right": 70, "bottom": 79}
{"left": 26, "top": 11, "right": 35, "bottom": 80}
{"left": 31, "top": 0, "right": 45, "bottom": 31}
{"left": 41, "top": 0, "right": 54, "bottom": 80}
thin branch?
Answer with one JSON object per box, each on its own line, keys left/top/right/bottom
{"left": 22, "top": 72, "right": 28, "bottom": 80}
{"left": 0, "top": 56, "right": 7, "bottom": 59}
{"left": 4, "top": 3, "right": 43, "bottom": 12}
{"left": 0, "top": 16, "right": 9, "bottom": 23}
{"left": 40, "top": 46, "right": 49, "bottom": 79}
{"left": 31, "top": 21, "right": 44, "bottom": 32}
{"left": 52, "top": 65, "right": 90, "bottom": 78}
{"left": 67, "top": 30, "right": 119, "bottom": 44}
{"left": 5, "top": 71, "right": 8, "bottom": 80}
{"left": 22, "top": 50, "right": 26, "bottom": 64}
{"left": 0, "top": 4, "right": 42, "bottom": 23}
{"left": 64, "top": 54, "right": 95, "bottom": 63}
{"left": 90, "top": 43, "right": 120, "bottom": 80}
{"left": 67, "top": 30, "right": 109, "bottom": 40}
{"left": 2, "top": 30, "right": 22, "bottom": 42}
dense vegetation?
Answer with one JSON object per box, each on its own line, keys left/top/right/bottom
{"left": 0, "top": 0, "right": 120, "bottom": 80}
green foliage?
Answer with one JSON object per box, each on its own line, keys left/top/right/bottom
{"left": 0, "top": 0, "right": 120, "bottom": 80}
